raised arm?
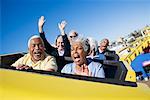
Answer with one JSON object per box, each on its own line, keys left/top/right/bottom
{"left": 58, "top": 20, "right": 67, "bottom": 36}
{"left": 38, "top": 16, "right": 56, "bottom": 55}
{"left": 58, "top": 20, "right": 71, "bottom": 56}
{"left": 38, "top": 16, "right": 45, "bottom": 33}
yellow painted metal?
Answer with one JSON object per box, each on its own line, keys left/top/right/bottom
{"left": 118, "top": 36, "right": 150, "bottom": 65}
{"left": 116, "top": 36, "right": 150, "bottom": 82}
{"left": 123, "top": 61, "right": 136, "bottom": 82}
{"left": 0, "top": 69, "right": 150, "bottom": 100}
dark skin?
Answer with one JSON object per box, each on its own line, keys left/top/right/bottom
{"left": 16, "top": 38, "right": 45, "bottom": 70}
{"left": 16, "top": 64, "right": 32, "bottom": 70}
{"left": 99, "top": 39, "right": 109, "bottom": 52}
{"left": 71, "top": 42, "right": 91, "bottom": 76}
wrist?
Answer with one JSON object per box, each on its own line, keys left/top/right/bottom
{"left": 38, "top": 27, "right": 43, "bottom": 33}
{"left": 60, "top": 29, "right": 65, "bottom": 35}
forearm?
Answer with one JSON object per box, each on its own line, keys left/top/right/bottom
{"left": 39, "top": 32, "right": 56, "bottom": 53}
{"left": 38, "top": 26, "right": 43, "bottom": 33}
{"left": 63, "top": 34, "right": 71, "bottom": 50}
{"left": 60, "top": 29, "right": 65, "bottom": 36}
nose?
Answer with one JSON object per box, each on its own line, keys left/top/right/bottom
{"left": 61, "top": 42, "right": 64, "bottom": 46}
{"left": 73, "top": 48, "right": 78, "bottom": 53}
{"left": 35, "top": 45, "right": 39, "bottom": 49}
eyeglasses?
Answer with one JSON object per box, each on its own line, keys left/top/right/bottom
{"left": 70, "top": 35, "right": 77, "bottom": 38}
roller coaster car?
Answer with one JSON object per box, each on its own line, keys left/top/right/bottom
{"left": 0, "top": 53, "right": 150, "bottom": 100}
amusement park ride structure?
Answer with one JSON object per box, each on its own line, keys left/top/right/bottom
{"left": 0, "top": 26, "right": 150, "bottom": 100}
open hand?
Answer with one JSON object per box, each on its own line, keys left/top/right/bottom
{"left": 75, "top": 64, "right": 92, "bottom": 76}
{"left": 38, "top": 16, "right": 46, "bottom": 33}
{"left": 58, "top": 20, "right": 67, "bottom": 31}
{"left": 38, "top": 16, "right": 46, "bottom": 27}
{"left": 16, "top": 64, "right": 32, "bottom": 70}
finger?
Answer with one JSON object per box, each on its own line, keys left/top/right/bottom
{"left": 83, "top": 64, "right": 89, "bottom": 73}
{"left": 81, "top": 65, "right": 84, "bottom": 72}
{"left": 61, "top": 20, "right": 67, "bottom": 26}
{"left": 63, "top": 20, "right": 67, "bottom": 25}
{"left": 83, "top": 64, "right": 88, "bottom": 69}
{"left": 46, "top": 68, "right": 54, "bottom": 71}
{"left": 20, "top": 65, "right": 30, "bottom": 70}
{"left": 81, "top": 72, "right": 89, "bottom": 76}
{"left": 16, "top": 64, "right": 23, "bottom": 69}
{"left": 16, "top": 66, "right": 19, "bottom": 69}
{"left": 18, "top": 65, "right": 28, "bottom": 70}
{"left": 44, "top": 19, "right": 46, "bottom": 23}
{"left": 18, "top": 66, "right": 25, "bottom": 70}
{"left": 62, "top": 20, "right": 65, "bottom": 23}
{"left": 90, "top": 72, "right": 92, "bottom": 76}
{"left": 84, "top": 68, "right": 89, "bottom": 73}
{"left": 24, "top": 66, "right": 30, "bottom": 70}
{"left": 41, "top": 16, "right": 44, "bottom": 20}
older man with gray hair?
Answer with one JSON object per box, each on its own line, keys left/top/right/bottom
{"left": 97, "top": 38, "right": 119, "bottom": 60}
{"left": 12, "top": 35, "right": 58, "bottom": 71}
{"left": 68, "top": 30, "right": 78, "bottom": 44}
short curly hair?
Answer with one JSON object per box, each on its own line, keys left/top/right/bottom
{"left": 28, "top": 35, "right": 44, "bottom": 48}
{"left": 71, "top": 37, "right": 90, "bottom": 52}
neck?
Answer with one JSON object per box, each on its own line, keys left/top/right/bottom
{"left": 99, "top": 48, "right": 104, "bottom": 53}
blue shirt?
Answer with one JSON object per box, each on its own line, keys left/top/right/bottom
{"left": 131, "top": 53, "right": 150, "bottom": 71}
{"left": 61, "top": 59, "right": 105, "bottom": 78}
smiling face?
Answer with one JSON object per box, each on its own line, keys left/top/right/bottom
{"left": 69, "top": 32, "right": 78, "bottom": 44}
{"left": 71, "top": 42, "right": 87, "bottom": 66}
{"left": 56, "top": 36, "right": 65, "bottom": 51}
{"left": 29, "top": 38, "right": 45, "bottom": 63}
{"left": 99, "top": 39, "right": 109, "bottom": 51}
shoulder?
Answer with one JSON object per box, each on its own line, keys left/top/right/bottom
{"left": 91, "top": 61, "right": 102, "bottom": 66}
{"left": 11, "top": 53, "right": 30, "bottom": 66}
{"left": 43, "top": 54, "right": 58, "bottom": 71}
{"left": 87, "top": 58, "right": 102, "bottom": 67}
{"left": 24, "top": 53, "right": 30, "bottom": 57}
{"left": 63, "top": 63, "right": 74, "bottom": 70}
{"left": 43, "top": 54, "right": 57, "bottom": 64}
{"left": 105, "top": 49, "right": 116, "bottom": 54}
{"left": 61, "top": 63, "right": 74, "bottom": 73}
{"left": 45, "top": 54, "right": 56, "bottom": 60}
{"left": 18, "top": 53, "right": 30, "bottom": 60}
{"left": 89, "top": 61, "right": 102, "bottom": 69}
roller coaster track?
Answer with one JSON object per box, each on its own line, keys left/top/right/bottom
{"left": 117, "top": 35, "right": 150, "bottom": 64}
{"left": 115, "top": 35, "right": 150, "bottom": 82}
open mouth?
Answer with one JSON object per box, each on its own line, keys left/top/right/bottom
{"left": 58, "top": 45, "right": 64, "bottom": 50}
{"left": 73, "top": 54, "right": 81, "bottom": 62}
{"left": 34, "top": 51, "right": 41, "bottom": 56}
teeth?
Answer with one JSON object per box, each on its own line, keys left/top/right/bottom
{"left": 73, "top": 54, "right": 80, "bottom": 62}
{"left": 74, "top": 56, "right": 80, "bottom": 59}
{"left": 35, "top": 53, "right": 40, "bottom": 56}
{"left": 34, "top": 51, "right": 41, "bottom": 54}
{"left": 74, "top": 55, "right": 80, "bottom": 58}
{"left": 74, "top": 58, "right": 80, "bottom": 62}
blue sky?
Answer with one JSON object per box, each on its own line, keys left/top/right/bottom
{"left": 1, "top": 0, "right": 150, "bottom": 54}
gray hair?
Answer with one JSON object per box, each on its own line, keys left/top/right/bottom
{"left": 28, "top": 35, "right": 44, "bottom": 48}
{"left": 100, "top": 38, "right": 109, "bottom": 44}
{"left": 71, "top": 37, "right": 89, "bottom": 52}
{"left": 87, "top": 37, "right": 98, "bottom": 52}
{"left": 69, "top": 30, "right": 78, "bottom": 37}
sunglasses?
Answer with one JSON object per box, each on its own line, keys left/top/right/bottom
{"left": 70, "top": 35, "right": 77, "bottom": 38}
